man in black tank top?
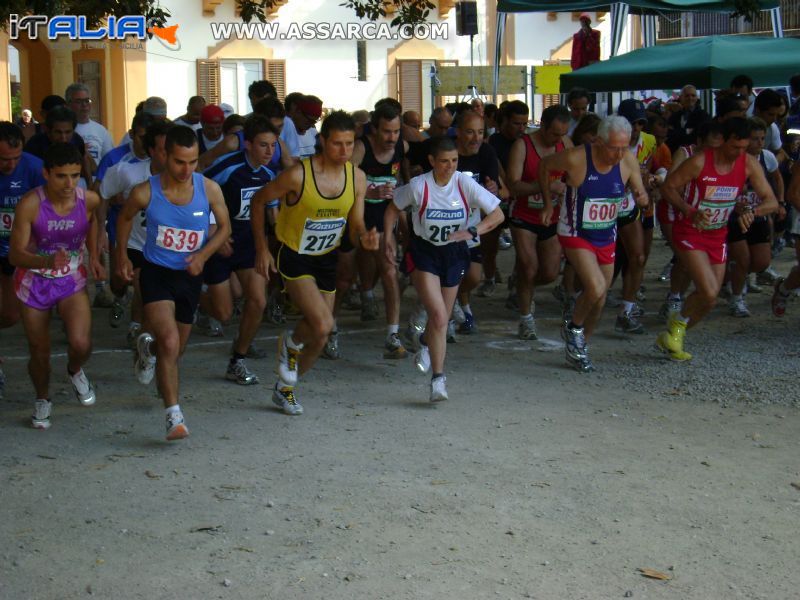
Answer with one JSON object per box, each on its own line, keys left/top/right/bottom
{"left": 350, "top": 103, "right": 410, "bottom": 359}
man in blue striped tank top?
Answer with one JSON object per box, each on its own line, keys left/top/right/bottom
{"left": 539, "top": 116, "right": 648, "bottom": 372}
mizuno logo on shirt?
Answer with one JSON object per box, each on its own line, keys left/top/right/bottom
{"left": 426, "top": 209, "right": 464, "bottom": 220}
{"left": 193, "top": 211, "right": 204, "bottom": 216}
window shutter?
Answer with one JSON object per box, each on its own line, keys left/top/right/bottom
{"left": 397, "top": 59, "right": 422, "bottom": 116}
{"left": 265, "top": 60, "right": 286, "bottom": 102}
{"left": 197, "top": 59, "right": 220, "bottom": 105}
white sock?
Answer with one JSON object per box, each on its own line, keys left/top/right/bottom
{"left": 621, "top": 300, "right": 634, "bottom": 315}
{"left": 520, "top": 313, "right": 533, "bottom": 322}
{"left": 165, "top": 404, "right": 181, "bottom": 416}
{"left": 462, "top": 304, "right": 472, "bottom": 315}
{"left": 387, "top": 324, "right": 399, "bottom": 336}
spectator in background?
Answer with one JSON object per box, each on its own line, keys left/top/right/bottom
{"left": 730, "top": 74, "right": 755, "bottom": 115}
{"left": 402, "top": 110, "right": 424, "bottom": 143}
{"left": 566, "top": 87, "right": 592, "bottom": 136}
{"left": 353, "top": 110, "right": 370, "bottom": 139}
{"left": 754, "top": 88, "right": 786, "bottom": 158}
{"left": 197, "top": 104, "right": 225, "bottom": 154}
{"left": 15, "top": 109, "right": 37, "bottom": 143}
{"left": 484, "top": 103, "right": 498, "bottom": 137}
{"left": 287, "top": 95, "right": 322, "bottom": 159}
{"left": 666, "top": 84, "right": 708, "bottom": 152}
{"left": 470, "top": 97, "right": 485, "bottom": 117}
{"left": 173, "top": 95, "right": 206, "bottom": 131}
{"left": 66, "top": 82, "right": 113, "bottom": 167}
{"left": 571, "top": 13, "right": 600, "bottom": 71}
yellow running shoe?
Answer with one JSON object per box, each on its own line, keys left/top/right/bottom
{"left": 656, "top": 316, "right": 692, "bottom": 361}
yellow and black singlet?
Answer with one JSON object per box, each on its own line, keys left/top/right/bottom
{"left": 275, "top": 158, "right": 355, "bottom": 256}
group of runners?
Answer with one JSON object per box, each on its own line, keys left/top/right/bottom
{"left": 1, "top": 76, "right": 798, "bottom": 440}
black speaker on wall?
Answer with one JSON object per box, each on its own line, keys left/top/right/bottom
{"left": 455, "top": 1, "right": 478, "bottom": 36}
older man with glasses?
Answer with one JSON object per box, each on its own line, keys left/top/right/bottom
{"left": 65, "top": 83, "right": 113, "bottom": 167}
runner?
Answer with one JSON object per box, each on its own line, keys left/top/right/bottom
{"left": 9, "top": 143, "right": 104, "bottom": 428}
{"left": 0, "top": 122, "right": 46, "bottom": 399}
{"left": 656, "top": 120, "right": 722, "bottom": 321}
{"left": 100, "top": 120, "right": 172, "bottom": 347}
{"left": 383, "top": 136, "right": 503, "bottom": 401}
{"left": 115, "top": 125, "right": 231, "bottom": 440}
{"left": 506, "top": 104, "right": 571, "bottom": 340}
{"left": 251, "top": 110, "right": 377, "bottom": 416}
{"left": 657, "top": 117, "right": 777, "bottom": 360}
{"left": 539, "top": 116, "right": 648, "bottom": 372}
{"left": 613, "top": 99, "right": 658, "bottom": 334}
{"left": 772, "top": 160, "right": 800, "bottom": 316}
{"left": 202, "top": 115, "right": 279, "bottom": 384}
{"left": 351, "top": 102, "right": 409, "bottom": 358}
{"left": 726, "top": 117, "right": 784, "bottom": 317}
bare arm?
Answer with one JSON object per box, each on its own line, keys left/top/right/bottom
{"left": 191, "top": 179, "right": 232, "bottom": 272}
{"left": 507, "top": 137, "right": 538, "bottom": 197}
{"left": 251, "top": 164, "right": 303, "bottom": 277}
{"left": 115, "top": 181, "right": 151, "bottom": 282}
{"left": 788, "top": 162, "right": 800, "bottom": 210}
{"left": 622, "top": 151, "right": 649, "bottom": 207}
{"left": 348, "top": 168, "right": 378, "bottom": 250}
{"left": 661, "top": 153, "right": 705, "bottom": 218}
{"left": 745, "top": 155, "right": 778, "bottom": 218}
{"left": 83, "top": 190, "right": 105, "bottom": 279}
{"left": 539, "top": 146, "right": 585, "bottom": 226}
{"left": 197, "top": 133, "right": 239, "bottom": 172}
{"left": 8, "top": 192, "right": 49, "bottom": 270}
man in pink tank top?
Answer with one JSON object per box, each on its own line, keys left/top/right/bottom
{"left": 657, "top": 118, "right": 777, "bottom": 361}
{"left": 9, "top": 143, "right": 104, "bottom": 429}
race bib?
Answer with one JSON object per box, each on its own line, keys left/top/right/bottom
{"left": 743, "top": 191, "right": 761, "bottom": 208}
{"left": 619, "top": 192, "right": 636, "bottom": 217}
{"left": 699, "top": 200, "right": 735, "bottom": 230}
{"left": 235, "top": 187, "right": 260, "bottom": 221}
{"left": 527, "top": 193, "right": 544, "bottom": 209}
{"left": 365, "top": 175, "right": 396, "bottom": 204}
{"left": 0, "top": 208, "right": 14, "bottom": 238}
{"left": 156, "top": 225, "right": 204, "bottom": 252}
{"left": 582, "top": 197, "right": 621, "bottom": 230}
{"left": 423, "top": 207, "right": 466, "bottom": 245}
{"left": 298, "top": 218, "right": 346, "bottom": 256}
{"left": 34, "top": 250, "right": 82, "bottom": 279}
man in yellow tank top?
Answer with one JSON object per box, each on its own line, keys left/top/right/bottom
{"left": 252, "top": 111, "right": 378, "bottom": 415}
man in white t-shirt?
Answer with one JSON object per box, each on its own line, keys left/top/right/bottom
{"left": 289, "top": 96, "right": 322, "bottom": 159}
{"left": 753, "top": 88, "right": 785, "bottom": 157}
{"left": 66, "top": 82, "right": 113, "bottom": 166}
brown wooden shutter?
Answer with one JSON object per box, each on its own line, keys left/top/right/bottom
{"left": 265, "top": 60, "right": 286, "bottom": 103}
{"left": 397, "top": 59, "right": 422, "bottom": 115}
{"left": 196, "top": 59, "right": 220, "bottom": 105}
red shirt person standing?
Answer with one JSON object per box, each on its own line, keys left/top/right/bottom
{"left": 571, "top": 13, "right": 601, "bottom": 71}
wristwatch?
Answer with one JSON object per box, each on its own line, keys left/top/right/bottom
{"left": 467, "top": 226, "right": 478, "bottom": 241}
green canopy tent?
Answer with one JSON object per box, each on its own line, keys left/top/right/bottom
{"left": 559, "top": 34, "right": 800, "bottom": 91}
{"left": 492, "top": 0, "right": 783, "bottom": 98}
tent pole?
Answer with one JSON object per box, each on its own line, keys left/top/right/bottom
{"left": 493, "top": 12, "right": 507, "bottom": 102}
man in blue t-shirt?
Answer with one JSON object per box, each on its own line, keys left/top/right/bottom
{"left": 0, "top": 121, "right": 46, "bottom": 398}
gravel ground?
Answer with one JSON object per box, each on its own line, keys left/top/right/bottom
{"left": 1, "top": 238, "right": 799, "bottom": 599}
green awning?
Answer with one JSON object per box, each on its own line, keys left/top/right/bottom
{"left": 559, "top": 35, "right": 800, "bottom": 91}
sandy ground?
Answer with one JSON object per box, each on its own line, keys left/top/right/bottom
{"left": 1, "top": 242, "right": 799, "bottom": 600}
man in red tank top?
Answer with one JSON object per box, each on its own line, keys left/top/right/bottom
{"left": 657, "top": 118, "right": 777, "bottom": 361}
{"left": 506, "top": 105, "right": 571, "bottom": 340}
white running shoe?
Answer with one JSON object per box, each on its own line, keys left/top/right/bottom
{"left": 430, "top": 376, "right": 448, "bottom": 403}
{"left": 414, "top": 345, "right": 431, "bottom": 374}
{"left": 165, "top": 409, "right": 189, "bottom": 440}
{"left": 134, "top": 333, "right": 156, "bottom": 385}
{"left": 451, "top": 300, "right": 466, "bottom": 325}
{"left": 225, "top": 359, "right": 259, "bottom": 385}
{"left": 277, "top": 333, "right": 300, "bottom": 386}
{"left": 70, "top": 369, "right": 96, "bottom": 406}
{"left": 272, "top": 384, "right": 303, "bottom": 415}
{"left": 518, "top": 316, "right": 537, "bottom": 340}
{"left": 729, "top": 297, "right": 751, "bottom": 318}
{"left": 32, "top": 399, "right": 52, "bottom": 430}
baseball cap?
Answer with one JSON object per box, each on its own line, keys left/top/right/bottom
{"left": 219, "top": 103, "right": 235, "bottom": 118}
{"left": 201, "top": 104, "right": 225, "bottom": 124}
{"left": 143, "top": 96, "right": 167, "bottom": 117}
{"left": 618, "top": 99, "right": 647, "bottom": 124}
{"left": 297, "top": 98, "right": 323, "bottom": 121}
